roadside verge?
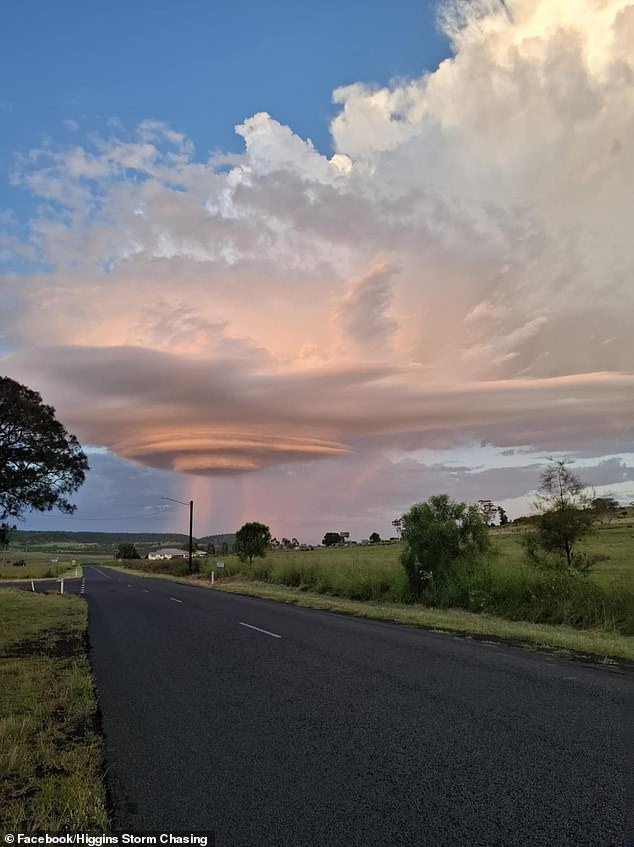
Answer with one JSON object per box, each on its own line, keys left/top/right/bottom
{"left": 109, "top": 567, "right": 634, "bottom": 665}
{"left": 0, "top": 589, "right": 108, "bottom": 832}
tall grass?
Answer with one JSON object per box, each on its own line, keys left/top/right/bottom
{"left": 126, "top": 536, "right": 634, "bottom": 636}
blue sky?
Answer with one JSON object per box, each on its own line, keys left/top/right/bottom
{"left": 2, "top": 0, "right": 633, "bottom": 540}
{"left": 1, "top": 0, "right": 448, "bottom": 194}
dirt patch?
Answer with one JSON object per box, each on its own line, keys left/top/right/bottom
{"left": 2, "top": 632, "right": 83, "bottom": 659}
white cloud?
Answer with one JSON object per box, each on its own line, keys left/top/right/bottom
{"left": 2, "top": 0, "right": 633, "bottom": 527}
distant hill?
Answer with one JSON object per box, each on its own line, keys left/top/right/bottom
{"left": 11, "top": 530, "right": 235, "bottom": 555}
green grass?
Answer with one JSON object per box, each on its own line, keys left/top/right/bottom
{"left": 0, "top": 590, "right": 108, "bottom": 832}
{"left": 0, "top": 551, "right": 104, "bottom": 580}
{"left": 114, "top": 518, "right": 634, "bottom": 655}
{"left": 491, "top": 523, "right": 634, "bottom": 587}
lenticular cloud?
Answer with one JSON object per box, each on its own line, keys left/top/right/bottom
{"left": 3, "top": 0, "right": 633, "bottom": 479}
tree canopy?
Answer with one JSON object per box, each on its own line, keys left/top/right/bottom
{"left": 322, "top": 532, "right": 342, "bottom": 547}
{"left": 400, "top": 494, "right": 491, "bottom": 598}
{"left": 524, "top": 459, "right": 596, "bottom": 573}
{"left": 116, "top": 543, "right": 141, "bottom": 560}
{"left": 234, "top": 521, "right": 271, "bottom": 563}
{"left": 0, "top": 377, "right": 89, "bottom": 520}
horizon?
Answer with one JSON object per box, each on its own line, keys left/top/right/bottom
{"left": 2, "top": 0, "right": 633, "bottom": 544}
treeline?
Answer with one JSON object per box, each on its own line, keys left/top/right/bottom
{"left": 12, "top": 530, "right": 235, "bottom": 553}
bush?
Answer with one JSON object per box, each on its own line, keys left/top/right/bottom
{"left": 400, "top": 495, "right": 491, "bottom": 599}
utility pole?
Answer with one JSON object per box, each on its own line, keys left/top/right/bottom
{"left": 161, "top": 496, "right": 195, "bottom": 575}
{"left": 188, "top": 499, "right": 193, "bottom": 576}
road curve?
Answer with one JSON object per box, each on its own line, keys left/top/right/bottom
{"left": 82, "top": 566, "right": 631, "bottom": 847}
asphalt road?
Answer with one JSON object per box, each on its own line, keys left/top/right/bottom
{"left": 82, "top": 565, "right": 631, "bottom": 847}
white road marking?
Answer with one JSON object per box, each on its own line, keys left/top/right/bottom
{"left": 239, "top": 622, "right": 282, "bottom": 639}
{"left": 142, "top": 589, "right": 150, "bottom": 593}
{"left": 127, "top": 584, "right": 134, "bottom": 588}
{"left": 169, "top": 597, "right": 183, "bottom": 604}
{"left": 94, "top": 568, "right": 111, "bottom": 578}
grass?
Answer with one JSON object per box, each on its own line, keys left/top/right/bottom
{"left": 0, "top": 590, "right": 108, "bottom": 832}
{"left": 111, "top": 515, "right": 634, "bottom": 661}
{"left": 0, "top": 551, "right": 104, "bottom": 580}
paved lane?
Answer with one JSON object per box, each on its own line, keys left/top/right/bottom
{"left": 84, "top": 566, "right": 632, "bottom": 847}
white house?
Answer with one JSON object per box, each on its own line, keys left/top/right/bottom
{"left": 147, "top": 547, "right": 187, "bottom": 560}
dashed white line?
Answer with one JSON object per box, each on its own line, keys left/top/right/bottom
{"left": 239, "top": 622, "right": 282, "bottom": 639}
{"left": 169, "top": 597, "right": 183, "bottom": 604}
{"left": 94, "top": 568, "right": 111, "bottom": 578}
{"left": 142, "top": 589, "right": 150, "bottom": 593}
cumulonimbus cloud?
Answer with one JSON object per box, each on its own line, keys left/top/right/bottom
{"left": 2, "top": 0, "right": 633, "bottom": 487}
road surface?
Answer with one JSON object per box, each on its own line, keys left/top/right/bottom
{"left": 78, "top": 568, "right": 634, "bottom": 844}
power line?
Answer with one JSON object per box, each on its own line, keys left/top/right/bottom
{"left": 29, "top": 508, "right": 176, "bottom": 522}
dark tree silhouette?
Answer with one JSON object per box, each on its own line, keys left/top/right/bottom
{"left": 0, "top": 377, "right": 88, "bottom": 520}
{"left": 234, "top": 521, "right": 271, "bottom": 563}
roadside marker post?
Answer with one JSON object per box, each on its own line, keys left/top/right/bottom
{"left": 60, "top": 579, "right": 64, "bottom": 595}
{"left": 31, "top": 580, "right": 35, "bottom": 592}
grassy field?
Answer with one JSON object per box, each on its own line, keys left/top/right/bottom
{"left": 0, "top": 590, "right": 108, "bottom": 832}
{"left": 122, "top": 517, "right": 633, "bottom": 647}
{"left": 169, "top": 523, "right": 633, "bottom": 594}
{"left": 0, "top": 550, "right": 105, "bottom": 580}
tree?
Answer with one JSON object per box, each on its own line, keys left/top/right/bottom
{"left": 477, "top": 499, "right": 498, "bottom": 527}
{"left": 497, "top": 506, "right": 509, "bottom": 526}
{"left": 234, "top": 521, "right": 271, "bottom": 563}
{"left": 0, "top": 522, "right": 15, "bottom": 549}
{"left": 391, "top": 517, "right": 403, "bottom": 537}
{"left": 0, "top": 377, "right": 89, "bottom": 520}
{"left": 400, "top": 494, "right": 491, "bottom": 599}
{"left": 369, "top": 531, "right": 381, "bottom": 543}
{"left": 592, "top": 497, "right": 619, "bottom": 524}
{"left": 322, "top": 532, "right": 342, "bottom": 547}
{"left": 116, "top": 543, "right": 140, "bottom": 560}
{"left": 524, "top": 459, "right": 596, "bottom": 573}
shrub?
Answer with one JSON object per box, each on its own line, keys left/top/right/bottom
{"left": 400, "top": 495, "right": 491, "bottom": 599}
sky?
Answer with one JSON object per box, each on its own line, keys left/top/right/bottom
{"left": 1, "top": 0, "right": 633, "bottom": 542}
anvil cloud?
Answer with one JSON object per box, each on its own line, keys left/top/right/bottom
{"left": 2, "top": 0, "right": 634, "bottom": 535}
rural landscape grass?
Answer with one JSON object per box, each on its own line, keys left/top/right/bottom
{"left": 110, "top": 517, "right": 634, "bottom": 662}
{"left": 5, "top": 514, "right": 634, "bottom": 661}
{"left": 0, "top": 590, "right": 108, "bottom": 832}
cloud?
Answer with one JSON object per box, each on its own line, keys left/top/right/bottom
{"left": 2, "top": 0, "right": 633, "bottom": 526}
{"left": 339, "top": 259, "right": 399, "bottom": 351}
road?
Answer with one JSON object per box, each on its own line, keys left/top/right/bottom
{"left": 85, "top": 568, "right": 634, "bottom": 844}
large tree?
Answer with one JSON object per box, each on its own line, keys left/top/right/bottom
{"left": 322, "top": 532, "right": 342, "bottom": 547}
{"left": 0, "top": 377, "right": 89, "bottom": 520}
{"left": 234, "top": 521, "right": 271, "bottom": 564}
